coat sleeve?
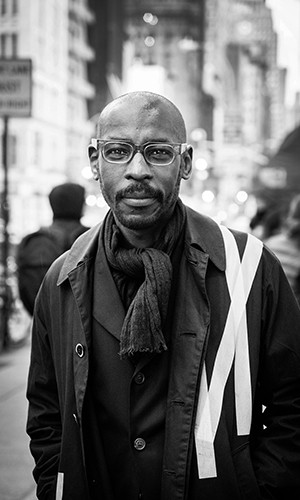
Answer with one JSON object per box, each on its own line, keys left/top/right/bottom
{"left": 252, "top": 249, "right": 300, "bottom": 499}
{"left": 26, "top": 290, "right": 61, "bottom": 500}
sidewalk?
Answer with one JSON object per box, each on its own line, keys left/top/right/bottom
{"left": 0, "top": 338, "right": 37, "bottom": 500}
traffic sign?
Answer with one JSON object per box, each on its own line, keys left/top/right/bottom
{"left": 0, "top": 58, "right": 32, "bottom": 117}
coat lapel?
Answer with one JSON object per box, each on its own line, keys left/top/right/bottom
{"left": 93, "top": 241, "right": 125, "bottom": 341}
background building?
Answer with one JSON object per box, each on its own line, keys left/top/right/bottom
{"left": 87, "top": 0, "right": 124, "bottom": 116}
{"left": 0, "top": 0, "right": 95, "bottom": 241}
{"left": 179, "top": 0, "right": 293, "bottom": 227}
{"left": 123, "top": 0, "right": 206, "bottom": 138}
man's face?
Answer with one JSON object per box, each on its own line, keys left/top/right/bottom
{"left": 90, "top": 99, "right": 192, "bottom": 233}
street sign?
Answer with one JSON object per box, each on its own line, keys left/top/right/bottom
{"left": 0, "top": 58, "right": 32, "bottom": 117}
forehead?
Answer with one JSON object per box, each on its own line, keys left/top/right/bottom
{"left": 99, "top": 98, "right": 182, "bottom": 142}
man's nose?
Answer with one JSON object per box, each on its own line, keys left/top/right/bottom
{"left": 124, "top": 151, "right": 153, "bottom": 179}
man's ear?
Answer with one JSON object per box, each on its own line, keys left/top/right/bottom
{"left": 181, "top": 145, "right": 193, "bottom": 180}
{"left": 88, "top": 144, "right": 100, "bottom": 180}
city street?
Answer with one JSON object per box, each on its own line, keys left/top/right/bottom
{"left": 0, "top": 338, "right": 37, "bottom": 500}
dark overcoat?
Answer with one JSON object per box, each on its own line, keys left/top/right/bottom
{"left": 26, "top": 205, "right": 300, "bottom": 500}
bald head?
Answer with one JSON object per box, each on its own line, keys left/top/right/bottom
{"left": 96, "top": 91, "right": 187, "bottom": 143}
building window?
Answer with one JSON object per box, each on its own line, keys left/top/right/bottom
{"left": 34, "top": 132, "right": 42, "bottom": 165}
{"left": 12, "top": 33, "right": 18, "bottom": 56}
{"left": 0, "top": 33, "right": 18, "bottom": 57}
{"left": 12, "top": 0, "right": 18, "bottom": 15}
{"left": 1, "top": 0, "right": 7, "bottom": 16}
{"left": 0, "top": 33, "right": 7, "bottom": 56}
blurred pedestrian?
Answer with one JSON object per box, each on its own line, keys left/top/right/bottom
{"left": 249, "top": 204, "right": 282, "bottom": 241}
{"left": 27, "top": 91, "right": 300, "bottom": 500}
{"left": 265, "top": 193, "right": 300, "bottom": 303}
{"left": 17, "top": 182, "right": 89, "bottom": 315}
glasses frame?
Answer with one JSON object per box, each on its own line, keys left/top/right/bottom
{"left": 90, "top": 139, "right": 188, "bottom": 167}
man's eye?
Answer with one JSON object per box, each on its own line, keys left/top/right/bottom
{"left": 153, "top": 148, "right": 167, "bottom": 156}
{"left": 148, "top": 147, "right": 172, "bottom": 160}
{"left": 105, "top": 145, "right": 130, "bottom": 158}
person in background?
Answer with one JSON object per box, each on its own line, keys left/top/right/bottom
{"left": 17, "top": 182, "right": 89, "bottom": 316}
{"left": 26, "top": 91, "right": 300, "bottom": 500}
{"left": 265, "top": 193, "right": 300, "bottom": 303}
{"left": 249, "top": 203, "right": 282, "bottom": 241}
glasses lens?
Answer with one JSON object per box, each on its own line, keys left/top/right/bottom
{"left": 102, "top": 142, "right": 133, "bottom": 163}
{"left": 144, "top": 144, "right": 175, "bottom": 165}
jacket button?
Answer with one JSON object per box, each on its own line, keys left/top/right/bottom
{"left": 134, "top": 372, "right": 145, "bottom": 385}
{"left": 75, "top": 343, "right": 85, "bottom": 358}
{"left": 134, "top": 437, "right": 146, "bottom": 451}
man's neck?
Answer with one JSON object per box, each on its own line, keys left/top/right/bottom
{"left": 117, "top": 225, "right": 162, "bottom": 249}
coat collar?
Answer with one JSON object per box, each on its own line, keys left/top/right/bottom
{"left": 57, "top": 203, "right": 226, "bottom": 285}
{"left": 57, "top": 223, "right": 102, "bottom": 285}
{"left": 184, "top": 205, "right": 226, "bottom": 271}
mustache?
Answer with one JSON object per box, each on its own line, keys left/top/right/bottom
{"left": 116, "top": 183, "right": 163, "bottom": 201}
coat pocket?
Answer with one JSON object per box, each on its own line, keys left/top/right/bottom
{"left": 232, "top": 443, "right": 262, "bottom": 499}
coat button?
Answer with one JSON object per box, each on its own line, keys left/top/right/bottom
{"left": 134, "top": 437, "right": 146, "bottom": 451}
{"left": 75, "top": 343, "right": 85, "bottom": 358}
{"left": 134, "top": 372, "right": 145, "bottom": 385}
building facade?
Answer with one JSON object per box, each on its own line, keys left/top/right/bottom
{"left": 123, "top": 0, "right": 205, "bottom": 138}
{"left": 87, "top": 0, "right": 124, "bottom": 118}
{"left": 199, "top": 0, "right": 286, "bottom": 222}
{"left": 0, "top": 0, "right": 95, "bottom": 240}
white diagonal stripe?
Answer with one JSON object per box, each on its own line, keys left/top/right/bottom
{"left": 56, "top": 472, "right": 64, "bottom": 500}
{"left": 195, "top": 226, "right": 262, "bottom": 478}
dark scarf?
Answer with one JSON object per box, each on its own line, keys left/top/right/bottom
{"left": 104, "top": 200, "right": 186, "bottom": 358}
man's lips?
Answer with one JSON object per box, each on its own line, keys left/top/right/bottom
{"left": 116, "top": 184, "right": 163, "bottom": 207}
{"left": 123, "top": 192, "right": 152, "bottom": 199}
{"left": 121, "top": 195, "right": 156, "bottom": 207}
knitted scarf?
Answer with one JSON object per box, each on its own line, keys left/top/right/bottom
{"left": 104, "top": 200, "right": 186, "bottom": 358}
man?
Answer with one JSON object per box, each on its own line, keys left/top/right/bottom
{"left": 26, "top": 91, "right": 300, "bottom": 500}
{"left": 17, "top": 182, "right": 89, "bottom": 315}
{"left": 265, "top": 193, "right": 300, "bottom": 303}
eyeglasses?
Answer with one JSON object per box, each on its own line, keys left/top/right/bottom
{"left": 91, "top": 139, "right": 188, "bottom": 167}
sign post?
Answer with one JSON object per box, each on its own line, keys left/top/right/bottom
{"left": 0, "top": 58, "right": 31, "bottom": 348}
